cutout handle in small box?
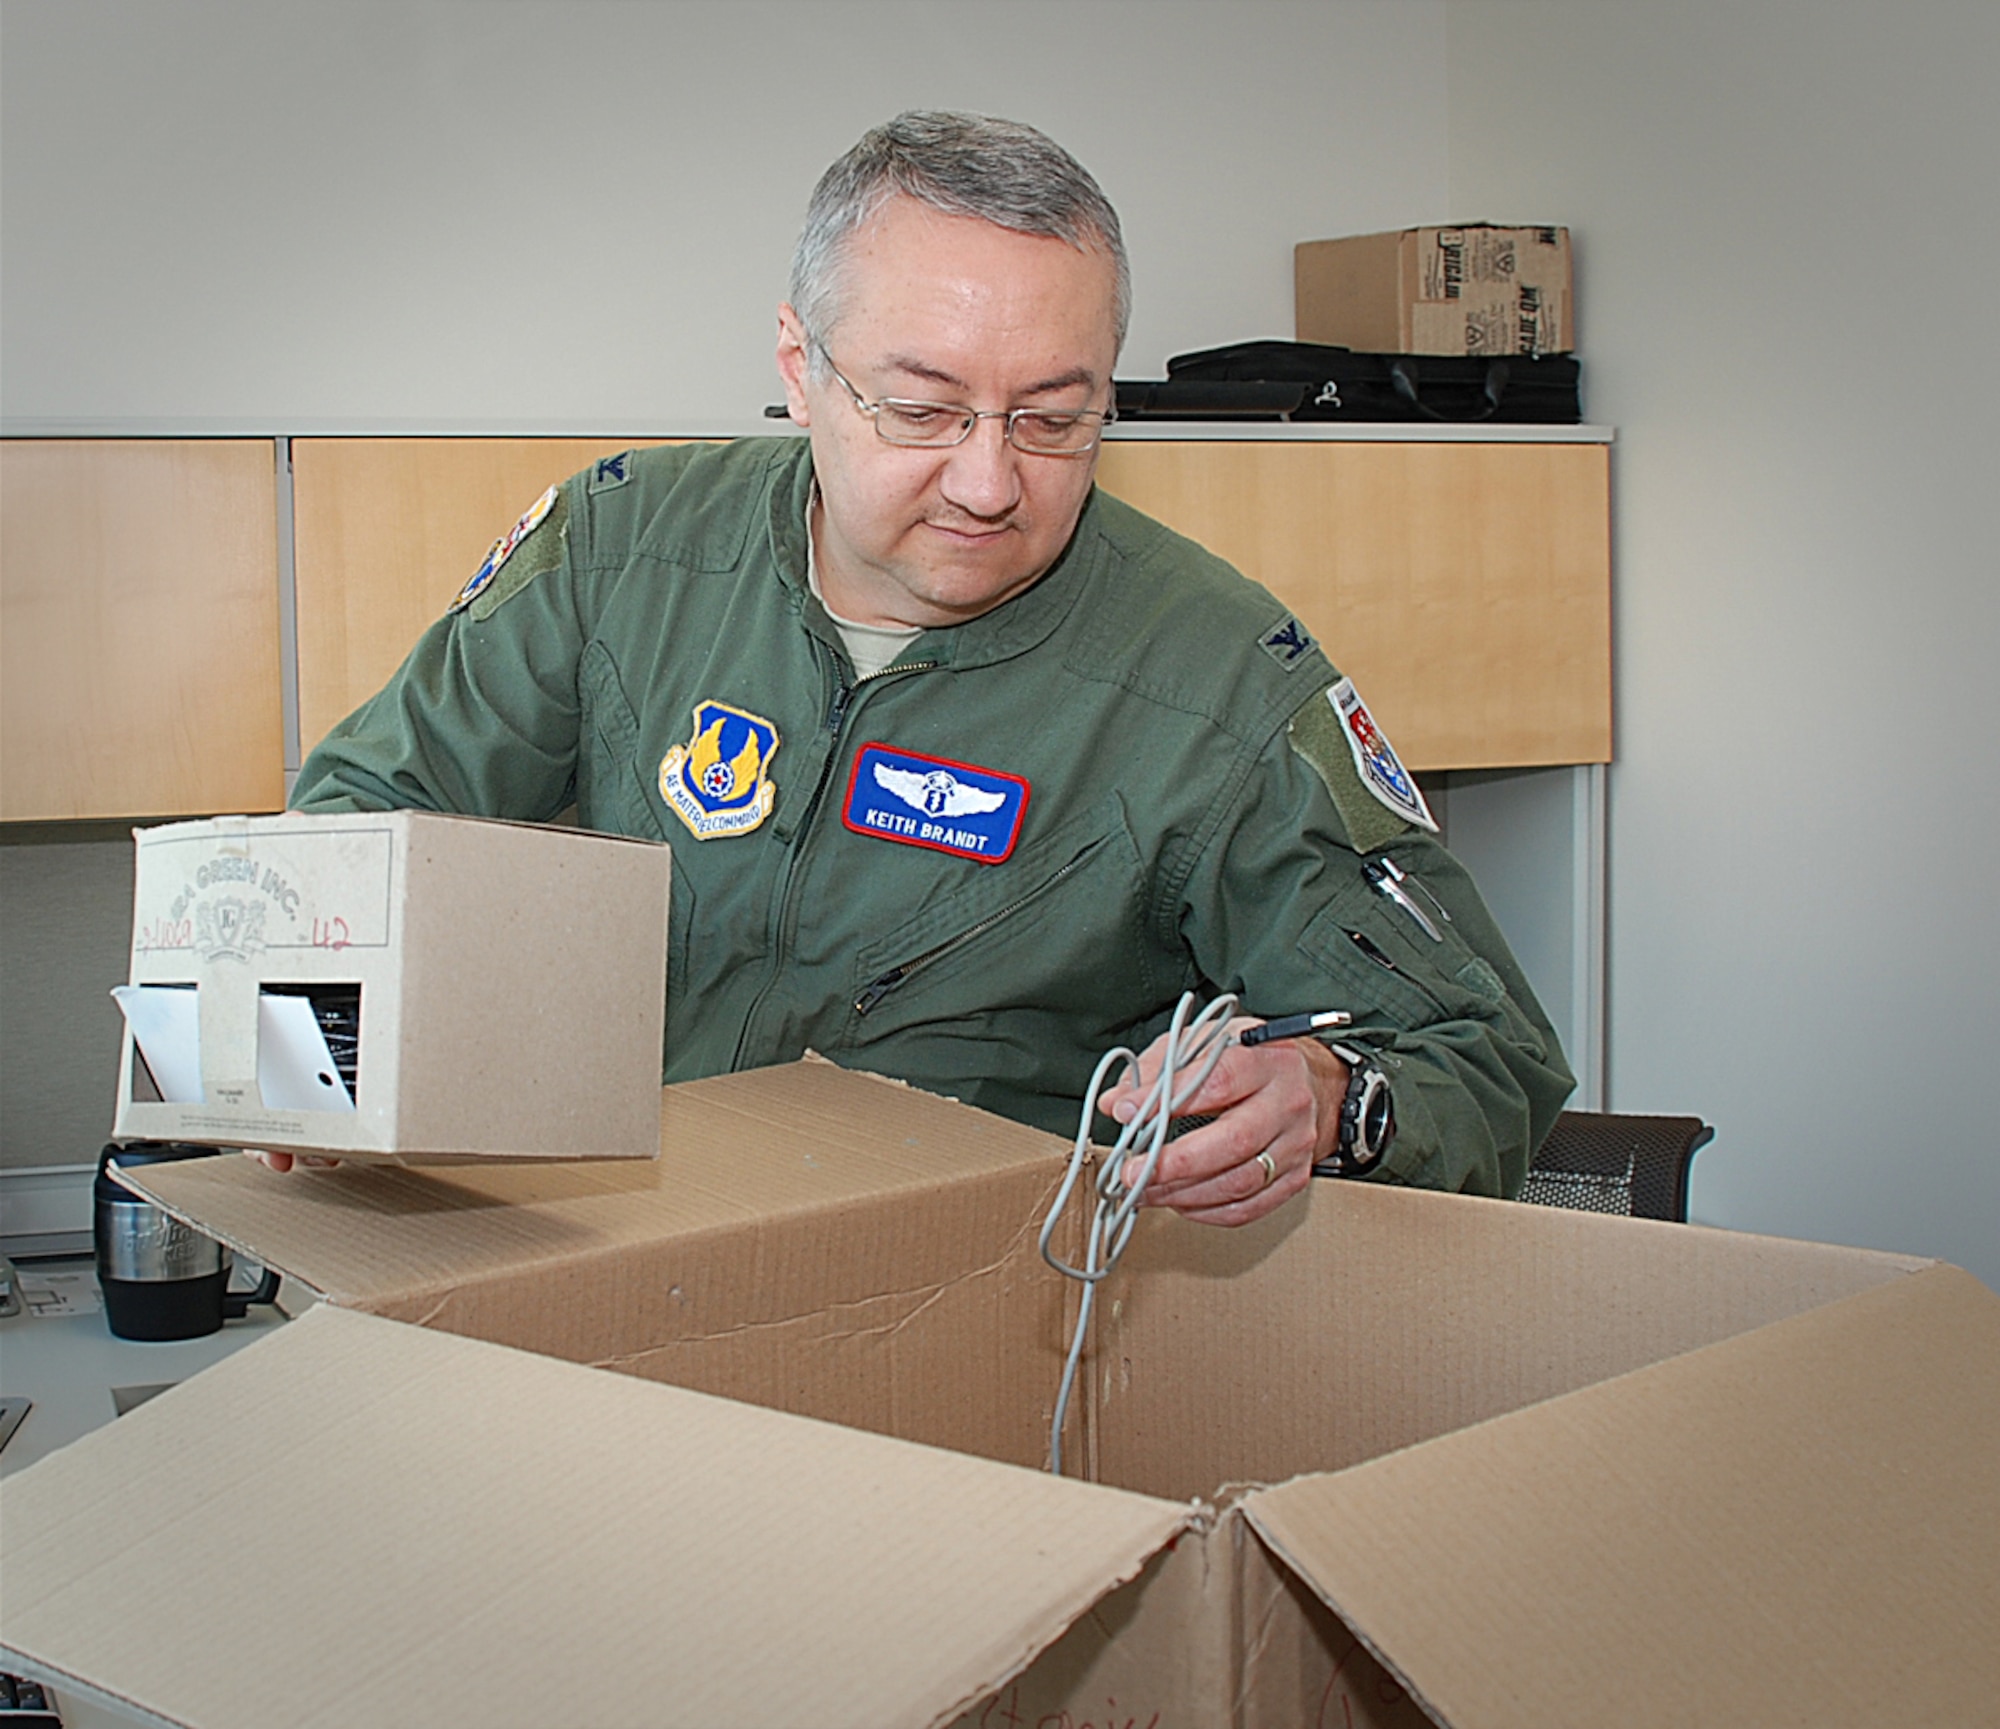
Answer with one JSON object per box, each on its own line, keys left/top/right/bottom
{"left": 114, "top": 982, "right": 361, "bottom": 1112}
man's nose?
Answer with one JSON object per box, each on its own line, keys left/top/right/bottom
{"left": 937, "top": 415, "right": 1024, "bottom": 519}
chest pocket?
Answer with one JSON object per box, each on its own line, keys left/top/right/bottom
{"left": 577, "top": 642, "right": 669, "bottom": 841}
{"left": 835, "top": 795, "right": 1153, "bottom": 1048}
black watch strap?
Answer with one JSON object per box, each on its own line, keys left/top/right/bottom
{"left": 1314, "top": 1042, "right": 1394, "bottom": 1177}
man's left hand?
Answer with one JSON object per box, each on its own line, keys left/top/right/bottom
{"left": 1096, "top": 1018, "right": 1348, "bottom": 1226}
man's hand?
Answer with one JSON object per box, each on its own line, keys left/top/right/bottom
{"left": 1096, "top": 1017, "right": 1349, "bottom": 1226}
{"left": 244, "top": 1150, "right": 340, "bottom": 1173}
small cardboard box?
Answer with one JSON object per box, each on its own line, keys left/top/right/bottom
{"left": 7, "top": 1061, "right": 1996, "bottom": 1727}
{"left": 112, "top": 810, "right": 671, "bottom": 1163}
{"left": 1297, "top": 225, "right": 1574, "bottom": 356}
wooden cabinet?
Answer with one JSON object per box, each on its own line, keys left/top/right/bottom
{"left": 0, "top": 432, "right": 1610, "bottom": 822}
{"left": 0, "top": 440, "right": 285, "bottom": 821}
{"left": 292, "top": 438, "right": 670, "bottom": 750}
{"left": 296, "top": 433, "right": 1610, "bottom": 772}
{"left": 1094, "top": 439, "right": 1610, "bottom": 770}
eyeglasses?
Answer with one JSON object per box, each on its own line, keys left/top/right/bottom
{"left": 813, "top": 342, "right": 1114, "bottom": 457}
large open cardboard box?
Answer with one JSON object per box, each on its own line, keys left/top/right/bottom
{"left": 112, "top": 811, "right": 671, "bottom": 1163}
{"left": 5, "top": 1061, "right": 1994, "bottom": 1726}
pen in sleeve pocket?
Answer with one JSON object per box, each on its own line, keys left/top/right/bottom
{"left": 1363, "top": 856, "right": 1443, "bottom": 941}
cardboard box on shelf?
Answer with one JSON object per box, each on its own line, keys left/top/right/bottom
{"left": 6, "top": 1060, "right": 1995, "bottom": 1728}
{"left": 1297, "top": 225, "right": 1575, "bottom": 356}
{"left": 111, "top": 810, "right": 671, "bottom": 1163}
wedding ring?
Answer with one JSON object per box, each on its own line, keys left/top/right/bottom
{"left": 1255, "top": 1149, "right": 1277, "bottom": 1190}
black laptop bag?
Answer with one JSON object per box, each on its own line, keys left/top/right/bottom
{"left": 1117, "top": 339, "right": 1582, "bottom": 425}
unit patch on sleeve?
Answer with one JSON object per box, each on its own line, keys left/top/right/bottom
{"left": 658, "top": 701, "right": 782, "bottom": 839}
{"left": 842, "top": 744, "right": 1029, "bottom": 864}
{"left": 452, "top": 485, "right": 559, "bottom": 614}
{"left": 1328, "top": 677, "right": 1437, "bottom": 832}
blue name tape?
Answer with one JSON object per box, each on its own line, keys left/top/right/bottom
{"left": 842, "top": 744, "right": 1030, "bottom": 864}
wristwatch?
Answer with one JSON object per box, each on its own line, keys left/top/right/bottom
{"left": 1314, "top": 1043, "right": 1395, "bottom": 1177}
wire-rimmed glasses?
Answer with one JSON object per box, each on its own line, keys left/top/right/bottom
{"left": 814, "top": 342, "right": 1114, "bottom": 457}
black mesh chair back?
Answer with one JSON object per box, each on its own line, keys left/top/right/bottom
{"left": 1519, "top": 1111, "right": 1716, "bottom": 1223}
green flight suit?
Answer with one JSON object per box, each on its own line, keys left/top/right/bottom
{"left": 292, "top": 437, "right": 1573, "bottom": 1195}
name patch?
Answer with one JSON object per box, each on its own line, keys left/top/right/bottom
{"left": 842, "top": 745, "right": 1029, "bottom": 864}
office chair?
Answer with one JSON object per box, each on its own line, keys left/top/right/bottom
{"left": 1519, "top": 1111, "right": 1715, "bottom": 1224}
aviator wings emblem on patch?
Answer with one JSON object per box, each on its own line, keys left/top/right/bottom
{"left": 873, "top": 763, "right": 1007, "bottom": 820}
{"left": 658, "top": 701, "right": 782, "bottom": 839}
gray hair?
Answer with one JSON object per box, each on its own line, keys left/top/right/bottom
{"left": 789, "top": 110, "right": 1130, "bottom": 367}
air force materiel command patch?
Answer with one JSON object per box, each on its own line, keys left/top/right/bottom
{"left": 452, "top": 485, "right": 558, "bottom": 613}
{"left": 659, "top": 701, "right": 782, "bottom": 840}
{"left": 1329, "top": 677, "right": 1438, "bottom": 832}
{"left": 842, "top": 744, "right": 1029, "bottom": 864}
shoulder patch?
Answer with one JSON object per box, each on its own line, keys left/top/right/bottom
{"left": 454, "top": 486, "right": 568, "bottom": 622}
{"left": 1326, "top": 677, "right": 1436, "bottom": 832}
{"left": 1258, "top": 614, "right": 1318, "bottom": 671}
{"left": 1288, "top": 679, "right": 1437, "bottom": 852}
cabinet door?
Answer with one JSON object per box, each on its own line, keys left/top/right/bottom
{"left": 1, "top": 439, "right": 284, "bottom": 821}
{"left": 1094, "top": 441, "right": 1611, "bottom": 770}
{"left": 291, "top": 439, "right": 673, "bottom": 752}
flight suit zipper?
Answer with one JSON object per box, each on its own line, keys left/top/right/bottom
{"left": 729, "top": 655, "right": 937, "bottom": 1067}
{"left": 807, "top": 660, "right": 938, "bottom": 822}
{"left": 853, "top": 843, "right": 1100, "bottom": 1015}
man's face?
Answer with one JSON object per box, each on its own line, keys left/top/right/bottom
{"left": 775, "top": 195, "right": 1121, "bottom": 630}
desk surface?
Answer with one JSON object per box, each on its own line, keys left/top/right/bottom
{"left": 0, "top": 1258, "right": 289, "bottom": 1479}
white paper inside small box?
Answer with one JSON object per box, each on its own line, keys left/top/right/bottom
{"left": 110, "top": 811, "right": 670, "bottom": 1163}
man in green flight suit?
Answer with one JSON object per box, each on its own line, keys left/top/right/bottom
{"left": 282, "top": 110, "right": 1574, "bottom": 1220}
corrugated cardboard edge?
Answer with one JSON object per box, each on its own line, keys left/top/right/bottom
{"left": 114, "top": 1061, "right": 1075, "bottom": 1316}
{"left": 1240, "top": 1260, "right": 2000, "bottom": 1729}
{"left": 0, "top": 1306, "right": 1197, "bottom": 1729}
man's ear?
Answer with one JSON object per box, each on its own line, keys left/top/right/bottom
{"left": 774, "top": 304, "right": 813, "bottom": 427}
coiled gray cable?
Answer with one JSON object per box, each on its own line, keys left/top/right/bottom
{"left": 1039, "top": 990, "right": 1240, "bottom": 1475}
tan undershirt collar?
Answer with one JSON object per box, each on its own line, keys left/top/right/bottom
{"left": 806, "top": 486, "right": 924, "bottom": 679}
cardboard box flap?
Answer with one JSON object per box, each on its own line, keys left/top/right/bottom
{"left": 1241, "top": 1262, "right": 2000, "bottom": 1729}
{"left": 0, "top": 1305, "right": 1194, "bottom": 1729}
{"left": 120, "top": 1060, "right": 1067, "bottom": 1310}
{"left": 1101, "top": 1180, "right": 1930, "bottom": 1504}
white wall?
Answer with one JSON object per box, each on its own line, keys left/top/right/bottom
{"left": 1, "top": 0, "right": 1451, "bottom": 429}
{"left": 1448, "top": 1, "right": 2000, "bottom": 1288}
